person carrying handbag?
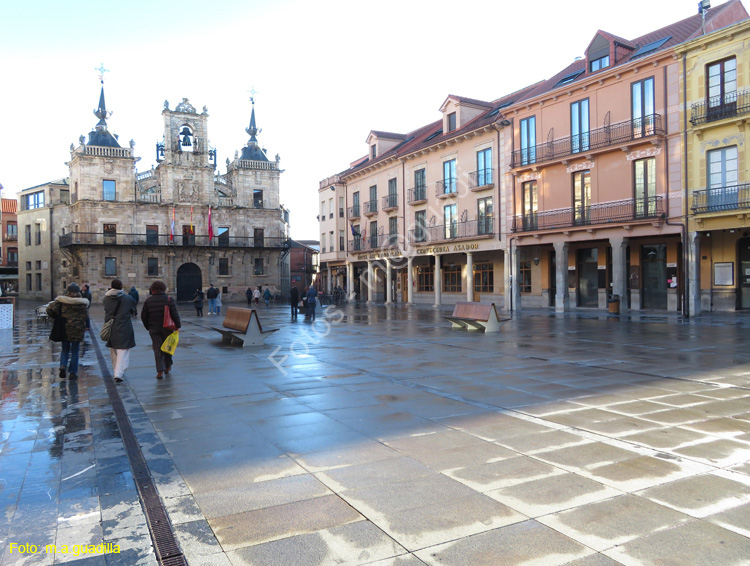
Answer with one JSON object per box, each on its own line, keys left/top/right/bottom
{"left": 141, "top": 280, "right": 181, "bottom": 379}
{"left": 47, "top": 283, "right": 89, "bottom": 380}
{"left": 103, "top": 279, "right": 136, "bottom": 383}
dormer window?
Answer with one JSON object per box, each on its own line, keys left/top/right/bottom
{"left": 447, "top": 112, "right": 457, "bottom": 132}
{"left": 370, "top": 145, "right": 377, "bottom": 159}
{"left": 590, "top": 55, "right": 609, "bottom": 72}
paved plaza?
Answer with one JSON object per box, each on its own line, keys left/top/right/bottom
{"left": 1, "top": 300, "right": 750, "bottom": 565}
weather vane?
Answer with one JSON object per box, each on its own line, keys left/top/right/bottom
{"left": 95, "top": 63, "right": 110, "bottom": 84}
{"left": 248, "top": 86, "right": 258, "bottom": 104}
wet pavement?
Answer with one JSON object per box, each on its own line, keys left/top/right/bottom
{"left": 1, "top": 299, "right": 750, "bottom": 565}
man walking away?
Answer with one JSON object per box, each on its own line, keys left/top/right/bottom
{"left": 129, "top": 285, "right": 140, "bottom": 318}
{"left": 307, "top": 285, "right": 318, "bottom": 321}
{"left": 290, "top": 285, "right": 299, "bottom": 320}
{"left": 263, "top": 287, "right": 271, "bottom": 308}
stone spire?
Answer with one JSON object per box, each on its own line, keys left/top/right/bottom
{"left": 87, "top": 66, "right": 121, "bottom": 148}
{"left": 240, "top": 98, "right": 269, "bottom": 162}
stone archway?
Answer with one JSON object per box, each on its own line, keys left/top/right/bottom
{"left": 176, "top": 263, "right": 202, "bottom": 302}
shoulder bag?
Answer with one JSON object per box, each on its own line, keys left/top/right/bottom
{"left": 163, "top": 298, "right": 178, "bottom": 331}
{"left": 49, "top": 304, "right": 66, "bottom": 342}
{"left": 100, "top": 298, "right": 121, "bottom": 341}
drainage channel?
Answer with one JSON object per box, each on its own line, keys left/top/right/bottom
{"left": 89, "top": 327, "right": 188, "bottom": 566}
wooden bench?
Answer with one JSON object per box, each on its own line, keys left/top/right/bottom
{"left": 212, "top": 307, "right": 279, "bottom": 347}
{"left": 443, "top": 302, "right": 509, "bottom": 333}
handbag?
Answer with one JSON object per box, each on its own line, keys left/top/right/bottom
{"left": 163, "top": 299, "right": 178, "bottom": 331}
{"left": 100, "top": 297, "right": 121, "bottom": 341}
{"left": 49, "top": 307, "right": 66, "bottom": 342}
{"left": 297, "top": 300, "right": 304, "bottom": 308}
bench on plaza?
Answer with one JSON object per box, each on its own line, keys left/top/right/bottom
{"left": 212, "top": 307, "right": 278, "bottom": 347}
{"left": 443, "top": 302, "right": 508, "bottom": 333}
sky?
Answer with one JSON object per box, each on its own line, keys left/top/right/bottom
{"left": 0, "top": 0, "right": 725, "bottom": 239}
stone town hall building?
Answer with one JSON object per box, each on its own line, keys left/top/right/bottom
{"left": 17, "top": 85, "right": 290, "bottom": 302}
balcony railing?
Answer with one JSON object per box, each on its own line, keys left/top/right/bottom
{"left": 59, "top": 232, "right": 286, "bottom": 248}
{"left": 691, "top": 183, "right": 750, "bottom": 214}
{"left": 408, "top": 219, "right": 494, "bottom": 244}
{"left": 138, "top": 190, "right": 161, "bottom": 203}
{"left": 511, "top": 196, "right": 664, "bottom": 232}
{"left": 408, "top": 186, "right": 427, "bottom": 204}
{"left": 3, "top": 234, "right": 18, "bottom": 242}
{"left": 469, "top": 169, "right": 494, "bottom": 190}
{"left": 382, "top": 193, "right": 398, "bottom": 211}
{"left": 511, "top": 114, "right": 664, "bottom": 168}
{"left": 348, "top": 205, "right": 360, "bottom": 219}
{"left": 363, "top": 200, "right": 378, "bottom": 215}
{"left": 348, "top": 235, "right": 400, "bottom": 251}
{"left": 690, "top": 91, "right": 750, "bottom": 126}
{"left": 436, "top": 179, "right": 457, "bottom": 197}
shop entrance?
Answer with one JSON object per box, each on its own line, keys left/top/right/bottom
{"left": 642, "top": 244, "right": 667, "bottom": 309}
{"left": 577, "top": 248, "right": 598, "bottom": 307}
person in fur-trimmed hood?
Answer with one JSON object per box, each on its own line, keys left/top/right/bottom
{"left": 47, "top": 283, "right": 90, "bottom": 380}
{"left": 103, "top": 279, "right": 136, "bottom": 383}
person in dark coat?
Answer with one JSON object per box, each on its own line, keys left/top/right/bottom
{"left": 103, "top": 279, "right": 136, "bottom": 383}
{"left": 290, "top": 285, "right": 299, "bottom": 319}
{"left": 47, "top": 283, "right": 89, "bottom": 380}
{"left": 141, "top": 280, "right": 181, "bottom": 379}
{"left": 193, "top": 288, "right": 204, "bottom": 317}
{"left": 206, "top": 284, "right": 219, "bottom": 315}
{"left": 245, "top": 287, "right": 253, "bottom": 306}
{"left": 129, "top": 285, "right": 140, "bottom": 318}
{"left": 82, "top": 284, "right": 93, "bottom": 329}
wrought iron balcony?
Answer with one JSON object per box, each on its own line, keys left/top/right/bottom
{"left": 363, "top": 200, "right": 378, "bottom": 216}
{"left": 348, "top": 205, "right": 361, "bottom": 219}
{"left": 408, "top": 186, "right": 427, "bottom": 204}
{"left": 436, "top": 179, "right": 457, "bottom": 197}
{"left": 690, "top": 91, "right": 750, "bottom": 125}
{"left": 59, "top": 232, "right": 286, "bottom": 249}
{"left": 408, "top": 218, "right": 494, "bottom": 244}
{"left": 511, "top": 196, "right": 664, "bottom": 232}
{"left": 511, "top": 114, "right": 664, "bottom": 168}
{"left": 382, "top": 193, "right": 398, "bottom": 211}
{"left": 691, "top": 183, "right": 750, "bottom": 214}
{"left": 469, "top": 169, "right": 494, "bottom": 190}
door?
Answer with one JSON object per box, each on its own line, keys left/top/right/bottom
{"left": 642, "top": 244, "right": 667, "bottom": 309}
{"left": 739, "top": 238, "right": 750, "bottom": 309}
{"left": 176, "top": 263, "right": 202, "bottom": 302}
{"left": 401, "top": 271, "right": 408, "bottom": 302}
{"left": 549, "top": 249, "right": 556, "bottom": 307}
{"left": 577, "top": 248, "right": 598, "bottom": 307}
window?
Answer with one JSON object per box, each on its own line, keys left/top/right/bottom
{"left": 589, "top": 55, "right": 609, "bottom": 72}
{"left": 25, "top": 225, "right": 31, "bottom": 246}
{"left": 447, "top": 112, "right": 456, "bottom": 132}
{"left": 522, "top": 181, "right": 538, "bottom": 230}
{"left": 254, "top": 258, "right": 264, "bottom": 275}
{"left": 339, "top": 197, "right": 344, "bottom": 217}
{"left": 103, "top": 224, "right": 116, "bottom": 245}
{"left": 519, "top": 260, "right": 532, "bottom": 293}
{"left": 368, "top": 185, "right": 377, "bottom": 214}
{"left": 26, "top": 261, "right": 31, "bottom": 270}
{"left": 329, "top": 230, "right": 334, "bottom": 252}
{"left": 706, "top": 146, "right": 739, "bottom": 210}
{"left": 219, "top": 258, "right": 229, "bottom": 276}
{"left": 147, "top": 258, "right": 159, "bottom": 276}
{"left": 416, "top": 265, "right": 434, "bottom": 292}
{"left": 476, "top": 148, "right": 492, "bottom": 186}
{"left": 369, "top": 220, "right": 378, "bottom": 249}
{"left": 218, "top": 227, "right": 229, "bottom": 247}
{"left": 26, "top": 273, "right": 31, "bottom": 291}
{"left": 415, "top": 210, "right": 426, "bottom": 243}
{"left": 321, "top": 200, "right": 326, "bottom": 219}
{"left": 25, "top": 191, "right": 44, "bottom": 210}
{"left": 444, "top": 203, "right": 457, "bottom": 239}
{"left": 520, "top": 116, "right": 536, "bottom": 165}
{"left": 387, "top": 178, "right": 398, "bottom": 208}
{"left": 573, "top": 170, "right": 591, "bottom": 225}
{"left": 321, "top": 232, "right": 326, "bottom": 252}
{"left": 35, "top": 260, "right": 41, "bottom": 270}
{"left": 35, "top": 223, "right": 41, "bottom": 245}
{"left": 339, "top": 230, "right": 345, "bottom": 251}
{"left": 60, "top": 189, "right": 70, "bottom": 204}
{"left": 6, "top": 222, "right": 17, "bottom": 240}
{"left": 443, "top": 159, "right": 456, "bottom": 194}
{"left": 443, "top": 264, "right": 461, "bottom": 293}
{"left": 36, "top": 273, "right": 42, "bottom": 291}
{"left": 7, "top": 249, "right": 17, "bottom": 266}
{"left": 571, "top": 99, "right": 590, "bottom": 153}
{"left": 478, "top": 197, "right": 493, "bottom": 235}
{"left": 388, "top": 217, "right": 398, "bottom": 246}
{"left": 254, "top": 228, "right": 264, "bottom": 247}
{"left": 632, "top": 77, "right": 655, "bottom": 138}
{"left": 182, "top": 225, "right": 195, "bottom": 246}
{"left": 554, "top": 70, "right": 585, "bottom": 88}
{"left": 707, "top": 57, "right": 737, "bottom": 120}
{"left": 634, "top": 157, "right": 657, "bottom": 217}
{"left": 352, "top": 191, "right": 360, "bottom": 217}
{"left": 352, "top": 225, "right": 361, "bottom": 251}
{"left": 105, "top": 257, "right": 117, "bottom": 276}
{"left": 103, "top": 180, "right": 116, "bottom": 201}
{"left": 253, "top": 189, "right": 263, "bottom": 208}
{"left": 413, "top": 168, "right": 426, "bottom": 201}
{"left": 370, "top": 145, "right": 376, "bottom": 159}
{"left": 474, "top": 263, "right": 494, "bottom": 293}
{"left": 146, "top": 225, "right": 159, "bottom": 245}
{"left": 329, "top": 198, "right": 333, "bottom": 219}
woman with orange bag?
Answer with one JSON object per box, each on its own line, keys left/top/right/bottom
{"left": 141, "top": 280, "right": 181, "bottom": 379}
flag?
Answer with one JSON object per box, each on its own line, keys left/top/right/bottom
{"left": 208, "top": 206, "right": 214, "bottom": 240}
{"left": 190, "top": 207, "right": 194, "bottom": 234}
{"left": 170, "top": 208, "right": 175, "bottom": 241}
{"left": 350, "top": 222, "right": 356, "bottom": 237}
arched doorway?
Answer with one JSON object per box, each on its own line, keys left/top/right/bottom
{"left": 176, "top": 263, "right": 202, "bottom": 302}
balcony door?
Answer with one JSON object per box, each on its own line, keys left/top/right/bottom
{"left": 522, "top": 181, "right": 538, "bottom": 230}
{"left": 573, "top": 170, "right": 591, "bottom": 225}
{"left": 707, "top": 146, "right": 738, "bottom": 210}
{"left": 478, "top": 197, "right": 492, "bottom": 235}
{"left": 444, "top": 204, "right": 457, "bottom": 239}
{"left": 632, "top": 77, "right": 655, "bottom": 138}
{"left": 707, "top": 57, "right": 737, "bottom": 121}
{"left": 571, "top": 99, "right": 589, "bottom": 153}
{"left": 634, "top": 157, "right": 656, "bottom": 217}
{"left": 443, "top": 159, "right": 456, "bottom": 194}
{"left": 520, "top": 116, "right": 536, "bottom": 165}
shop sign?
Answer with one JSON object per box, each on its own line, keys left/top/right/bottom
{"left": 416, "top": 243, "right": 480, "bottom": 255}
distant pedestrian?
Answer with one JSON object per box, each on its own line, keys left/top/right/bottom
{"left": 252, "top": 287, "right": 261, "bottom": 306}
{"left": 206, "top": 284, "right": 218, "bottom": 315}
{"left": 193, "top": 288, "right": 204, "bottom": 317}
{"left": 47, "top": 283, "right": 89, "bottom": 380}
{"left": 290, "top": 285, "right": 299, "bottom": 319}
{"left": 129, "top": 285, "right": 140, "bottom": 318}
{"left": 306, "top": 285, "right": 318, "bottom": 320}
{"left": 141, "top": 280, "right": 181, "bottom": 380}
{"left": 216, "top": 290, "right": 222, "bottom": 315}
{"left": 245, "top": 287, "right": 253, "bottom": 306}
{"left": 103, "top": 279, "right": 136, "bottom": 383}
{"left": 82, "top": 284, "right": 93, "bottom": 329}
{"left": 263, "top": 288, "right": 271, "bottom": 308}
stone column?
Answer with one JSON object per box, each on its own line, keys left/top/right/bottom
{"left": 553, "top": 241, "right": 570, "bottom": 313}
{"left": 466, "top": 251, "right": 474, "bottom": 303}
{"left": 433, "top": 254, "right": 442, "bottom": 307}
{"left": 688, "top": 231, "right": 701, "bottom": 317}
{"left": 326, "top": 266, "right": 332, "bottom": 294}
{"left": 511, "top": 245, "right": 521, "bottom": 312}
{"left": 407, "top": 256, "right": 414, "bottom": 304}
{"left": 367, "top": 260, "right": 374, "bottom": 304}
{"left": 346, "top": 263, "right": 353, "bottom": 300}
{"left": 385, "top": 259, "right": 393, "bottom": 304}
{"left": 503, "top": 249, "right": 511, "bottom": 312}
{"left": 610, "top": 237, "right": 628, "bottom": 313}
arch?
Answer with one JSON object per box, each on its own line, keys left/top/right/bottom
{"left": 176, "top": 263, "right": 202, "bottom": 302}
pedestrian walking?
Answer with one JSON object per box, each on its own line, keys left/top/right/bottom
{"left": 301, "top": 286, "right": 309, "bottom": 318}
{"left": 245, "top": 287, "right": 253, "bottom": 306}
{"left": 103, "top": 279, "right": 136, "bottom": 383}
{"left": 47, "top": 283, "right": 89, "bottom": 380}
{"left": 206, "top": 284, "right": 218, "bottom": 315}
{"left": 290, "top": 285, "right": 299, "bottom": 319}
{"left": 252, "top": 286, "right": 261, "bottom": 307}
{"left": 141, "top": 280, "right": 181, "bottom": 379}
{"left": 129, "top": 285, "right": 140, "bottom": 318}
{"left": 216, "top": 290, "right": 222, "bottom": 315}
{"left": 263, "top": 287, "right": 271, "bottom": 308}
{"left": 193, "top": 288, "right": 204, "bottom": 317}
{"left": 307, "top": 285, "right": 318, "bottom": 320}
{"left": 81, "top": 284, "right": 93, "bottom": 329}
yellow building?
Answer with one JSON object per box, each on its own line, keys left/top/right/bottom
{"left": 678, "top": 18, "right": 750, "bottom": 313}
